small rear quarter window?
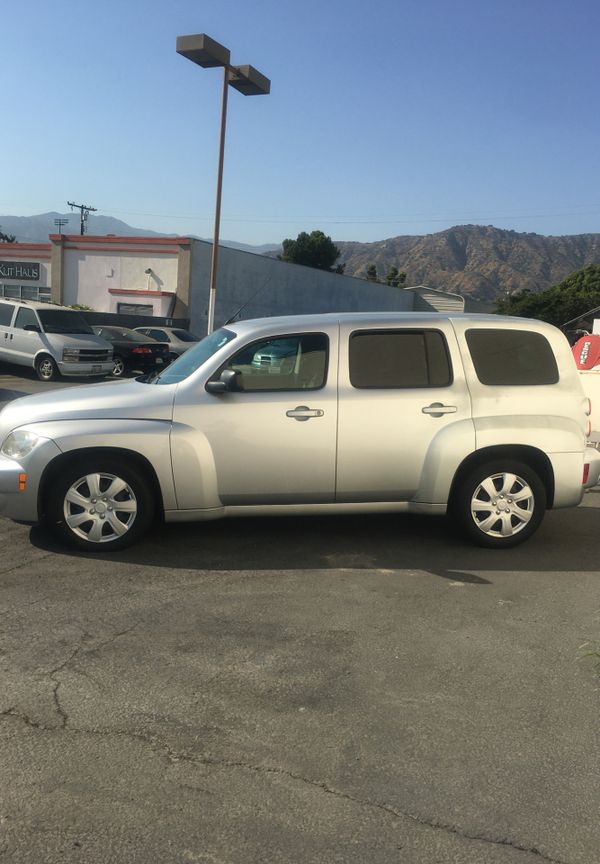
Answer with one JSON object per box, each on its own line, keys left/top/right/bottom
{"left": 465, "top": 328, "right": 559, "bottom": 385}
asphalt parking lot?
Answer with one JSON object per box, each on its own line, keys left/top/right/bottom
{"left": 1, "top": 366, "right": 600, "bottom": 864}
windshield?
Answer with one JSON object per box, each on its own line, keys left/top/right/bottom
{"left": 37, "top": 309, "right": 94, "bottom": 335}
{"left": 152, "top": 328, "right": 237, "bottom": 384}
{"left": 94, "top": 327, "right": 154, "bottom": 343}
{"left": 171, "top": 329, "right": 199, "bottom": 342}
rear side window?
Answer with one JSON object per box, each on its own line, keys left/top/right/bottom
{"left": 0, "top": 303, "right": 15, "bottom": 326}
{"left": 466, "top": 329, "right": 559, "bottom": 385}
{"left": 349, "top": 330, "right": 452, "bottom": 388}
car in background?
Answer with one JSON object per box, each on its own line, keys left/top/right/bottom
{"left": 249, "top": 336, "right": 307, "bottom": 373}
{"left": 133, "top": 326, "right": 199, "bottom": 360}
{"left": 0, "top": 300, "right": 113, "bottom": 381}
{"left": 91, "top": 326, "right": 170, "bottom": 377}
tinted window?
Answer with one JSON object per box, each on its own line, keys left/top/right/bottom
{"left": 171, "top": 329, "right": 198, "bottom": 342}
{"left": 93, "top": 327, "right": 151, "bottom": 343}
{"left": 0, "top": 303, "right": 15, "bottom": 326}
{"left": 466, "top": 329, "right": 559, "bottom": 385}
{"left": 37, "top": 309, "right": 93, "bottom": 335}
{"left": 14, "top": 307, "right": 39, "bottom": 330}
{"left": 222, "top": 333, "right": 328, "bottom": 392}
{"left": 349, "top": 330, "right": 451, "bottom": 388}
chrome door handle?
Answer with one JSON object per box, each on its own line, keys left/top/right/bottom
{"left": 286, "top": 405, "right": 324, "bottom": 421}
{"left": 422, "top": 402, "right": 457, "bottom": 417}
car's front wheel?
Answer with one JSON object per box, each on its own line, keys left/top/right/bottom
{"left": 35, "top": 354, "right": 59, "bottom": 382}
{"left": 112, "top": 355, "right": 126, "bottom": 377}
{"left": 454, "top": 460, "right": 546, "bottom": 548}
{"left": 45, "top": 457, "right": 155, "bottom": 551}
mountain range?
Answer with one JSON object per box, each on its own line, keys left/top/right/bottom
{"left": 335, "top": 225, "right": 600, "bottom": 302}
{"left": 2, "top": 213, "right": 599, "bottom": 302}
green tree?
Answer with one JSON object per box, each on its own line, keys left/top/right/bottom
{"left": 385, "top": 266, "right": 408, "bottom": 288}
{"left": 280, "top": 230, "right": 342, "bottom": 272}
{"left": 0, "top": 228, "right": 16, "bottom": 243}
{"left": 366, "top": 264, "right": 378, "bottom": 282}
{"left": 495, "top": 264, "right": 600, "bottom": 328}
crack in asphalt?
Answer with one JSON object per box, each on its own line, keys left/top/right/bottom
{"left": 0, "top": 710, "right": 570, "bottom": 864}
{"left": 0, "top": 620, "right": 573, "bottom": 863}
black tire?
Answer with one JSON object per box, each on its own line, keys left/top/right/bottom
{"left": 453, "top": 460, "right": 546, "bottom": 548}
{"left": 112, "top": 355, "right": 127, "bottom": 377}
{"left": 35, "top": 354, "right": 59, "bottom": 382}
{"left": 45, "top": 456, "right": 155, "bottom": 551}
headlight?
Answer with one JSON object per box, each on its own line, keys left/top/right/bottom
{"left": 63, "top": 348, "right": 81, "bottom": 360}
{"left": 1, "top": 430, "right": 42, "bottom": 459}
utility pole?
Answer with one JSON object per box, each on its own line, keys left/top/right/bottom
{"left": 54, "top": 218, "right": 68, "bottom": 235}
{"left": 67, "top": 201, "right": 97, "bottom": 236}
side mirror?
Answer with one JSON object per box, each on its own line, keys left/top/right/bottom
{"left": 24, "top": 324, "right": 42, "bottom": 333}
{"left": 206, "top": 368, "right": 240, "bottom": 394}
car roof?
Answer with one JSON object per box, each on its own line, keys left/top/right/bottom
{"left": 226, "top": 311, "right": 533, "bottom": 336}
{"left": 0, "top": 299, "right": 79, "bottom": 312}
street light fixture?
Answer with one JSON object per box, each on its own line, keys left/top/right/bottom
{"left": 176, "top": 33, "right": 270, "bottom": 334}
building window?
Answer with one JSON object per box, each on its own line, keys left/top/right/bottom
{"left": 117, "top": 303, "right": 154, "bottom": 316}
{"left": 0, "top": 284, "right": 51, "bottom": 301}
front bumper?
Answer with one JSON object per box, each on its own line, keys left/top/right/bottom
{"left": 0, "top": 439, "right": 62, "bottom": 523}
{"left": 58, "top": 360, "right": 114, "bottom": 378}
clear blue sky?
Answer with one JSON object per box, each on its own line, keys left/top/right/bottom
{"left": 3, "top": 0, "right": 599, "bottom": 245}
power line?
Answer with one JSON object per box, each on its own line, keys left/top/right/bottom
{"left": 67, "top": 201, "right": 97, "bottom": 236}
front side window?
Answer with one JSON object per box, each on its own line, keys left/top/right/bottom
{"left": 466, "top": 329, "right": 559, "bottom": 385}
{"left": 221, "top": 333, "right": 328, "bottom": 392}
{"left": 349, "top": 329, "right": 452, "bottom": 388}
{"left": 14, "top": 307, "right": 39, "bottom": 330}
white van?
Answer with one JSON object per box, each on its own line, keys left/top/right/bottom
{"left": 0, "top": 300, "right": 113, "bottom": 381}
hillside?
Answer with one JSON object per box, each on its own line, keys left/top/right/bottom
{"left": 336, "top": 225, "right": 600, "bottom": 302}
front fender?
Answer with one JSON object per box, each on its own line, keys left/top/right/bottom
{"left": 169, "top": 421, "right": 220, "bottom": 509}
{"left": 27, "top": 418, "right": 177, "bottom": 510}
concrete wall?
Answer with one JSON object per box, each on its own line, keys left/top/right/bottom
{"left": 62, "top": 248, "right": 178, "bottom": 315}
{"left": 188, "top": 240, "right": 415, "bottom": 334}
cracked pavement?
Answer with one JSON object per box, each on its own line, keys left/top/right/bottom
{"left": 1, "top": 372, "right": 600, "bottom": 863}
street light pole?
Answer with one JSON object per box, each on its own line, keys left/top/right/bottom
{"left": 176, "top": 34, "right": 270, "bottom": 334}
{"left": 207, "top": 66, "right": 230, "bottom": 336}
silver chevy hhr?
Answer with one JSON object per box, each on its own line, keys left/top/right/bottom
{"left": 0, "top": 312, "right": 598, "bottom": 551}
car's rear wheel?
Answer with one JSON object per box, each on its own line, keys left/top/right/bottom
{"left": 35, "top": 354, "right": 59, "bottom": 382}
{"left": 46, "top": 457, "right": 155, "bottom": 551}
{"left": 454, "top": 460, "right": 546, "bottom": 548}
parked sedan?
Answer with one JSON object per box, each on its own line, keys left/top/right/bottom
{"left": 91, "top": 326, "right": 170, "bottom": 377}
{"left": 133, "top": 326, "right": 199, "bottom": 360}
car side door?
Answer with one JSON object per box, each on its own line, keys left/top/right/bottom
{"left": 0, "top": 302, "right": 17, "bottom": 363}
{"left": 172, "top": 327, "right": 338, "bottom": 507}
{"left": 10, "top": 306, "right": 43, "bottom": 365}
{"left": 336, "top": 322, "right": 474, "bottom": 502}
